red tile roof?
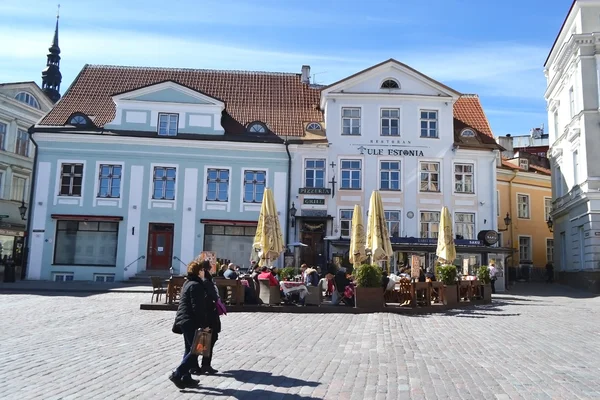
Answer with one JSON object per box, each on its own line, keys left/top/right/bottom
{"left": 453, "top": 94, "right": 493, "bottom": 137}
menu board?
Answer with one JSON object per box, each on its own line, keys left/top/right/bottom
{"left": 411, "top": 255, "right": 421, "bottom": 279}
{"left": 198, "top": 251, "right": 217, "bottom": 274}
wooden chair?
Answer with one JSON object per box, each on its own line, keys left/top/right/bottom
{"left": 167, "top": 276, "right": 186, "bottom": 304}
{"left": 430, "top": 281, "right": 444, "bottom": 304}
{"left": 398, "top": 279, "right": 412, "bottom": 305}
{"left": 258, "top": 279, "right": 280, "bottom": 305}
{"left": 150, "top": 276, "right": 166, "bottom": 303}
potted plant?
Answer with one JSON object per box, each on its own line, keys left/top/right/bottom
{"left": 353, "top": 264, "right": 384, "bottom": 309}
{"left": 477, "top": 265, "right": 492, "bottom": 303}
{"left": 436, "top": 264, "right": 458, "bottom": 306}
{"left": 278, "top": 267, "right": 296, "bottom": 281}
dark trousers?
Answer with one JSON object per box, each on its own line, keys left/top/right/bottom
{"left": 491, "top": 279, "right": 496, "bottom": 294}
{"left": 176, "top": 328, "right": 219, "bottom": 377}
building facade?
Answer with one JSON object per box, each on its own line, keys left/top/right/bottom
{"left": 288, "top": 60, "right": 507, "bottom": 290}
{"left": 545, "top": 0, "right": 600, "bottom": 292}
{"left": 26, "top": 65, "right": 321, "bottom": 281}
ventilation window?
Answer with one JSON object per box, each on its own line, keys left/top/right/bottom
{"left": 307, "top": 122, "right": 322, "bottom": 130}
{"left": 381, "top": 79, "right": 400, "bottom": 89}
{"left": 460, "top": 129, "right": 475, "bottom": 137}
{"left": 248, "top": 122, "right": 267, "bottom": 133}
{"left": 15, "top": 92, "right": 40, "bottom": 109}
{"left": 69, "top": 115, "right": 88, "bottom": 125}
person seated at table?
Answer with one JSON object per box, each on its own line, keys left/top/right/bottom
{"left": 270, "top": 266, "right": 280, "bottom": 281}
{"left": 258, "top": 266, "right": 279, "bottom": 287}
{"left": 300, "top": 264, "right": 308, "bottom": 281}
{"left": 223, "top": 263, "right": 239, "bottom": 280}
{"left": 304, "top": 267, "right": 320, "bottom": 287}
{"left": 217, "top": 264, "right": 227, "bottom": 277}
{"left": 332, "top": 267, "right": 355, "bottom": 306}
{"left": 250, "top": 264, "right": 261, "bottom": 280}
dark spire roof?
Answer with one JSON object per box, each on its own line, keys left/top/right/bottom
{"left": 42, "top": 10, "right": 62, "bottom": 104}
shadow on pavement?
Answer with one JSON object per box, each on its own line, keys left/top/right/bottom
{"left": 506, "top": 283, "right": 599, "bottom": 299}
{"left": 218, "top": 370, "right": 320, "bottom": 388}
{"left": 182, "top": 387, "right": 322, "bottom": 399}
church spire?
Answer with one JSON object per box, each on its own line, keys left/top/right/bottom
{"left": 42, "top": 5, "right": 62, "bottom": 103}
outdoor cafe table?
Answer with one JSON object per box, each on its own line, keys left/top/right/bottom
{"left": 280, "top": 281, "right": 309, "bottom": 300}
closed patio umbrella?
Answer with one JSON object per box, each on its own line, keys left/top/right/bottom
{"left": 252, "top": 188, "right": 285, "bottom": 266}
{"left": 435, "top": 206, "right": 456, "bottom": 264}
{"left": 349, "top": 204, "right": 367, "bottom": 267}
{"left": 366, "top": 191, "right": 393, "bottom": 264}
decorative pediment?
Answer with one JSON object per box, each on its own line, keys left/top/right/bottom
{"left": 113, "top": 81, "right": 224, "bottom": 107}
{"left": 567, "top": 127, "right": 581, "bottom": 143}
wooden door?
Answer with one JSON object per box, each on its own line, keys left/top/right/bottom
{"left": 147, "top": 223, "right": 174, "bottom": 270}
{"left": 300, "top": 231, "right": 325, "bottom": 267}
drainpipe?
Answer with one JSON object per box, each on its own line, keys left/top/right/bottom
{"left": 285, "top": 140, "right": 292, "bottom": 247}
{"left": 23, "top": 127, "right": 39, "bottom": 279}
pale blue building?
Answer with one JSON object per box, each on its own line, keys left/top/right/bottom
{"left": 25, "top": 65, "right": 323, "bottom": 281}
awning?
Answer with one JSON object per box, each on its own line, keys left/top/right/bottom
{"left": 200, "top": 219, "right": 257, "bottom": 226}
{"left": 50, "top": 214, "right": 123, "bottom": 221}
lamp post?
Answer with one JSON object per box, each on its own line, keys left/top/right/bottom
{"left": 498, "top": 212, "right": 511, "bottom": 232}
{"left": 18, "top": 201, "right": 27, "bottom": 221}
{"left": 289, "top": 202, "right": 297, "bottom": 228}
{"left": 547, "top": 217, "right": 553, "bottom": 232}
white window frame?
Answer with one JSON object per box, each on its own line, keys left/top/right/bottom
{"left": 517, "top": 193, "right": 530, "bottom": 219}
{"left": 546, "top": 238, "right": 554, "bottom": 263}
{"left": 242, "top": 169, "right": 267, "bottom": 204}
{"left": 15, "top": 92, "right": 40, "bottom": 109}
{"left": 15, "top": 128, "right": 29, "bottom": 157}
{"left": 569, "top": 87, "right": 575, "bottom": 118}
{"left": 454, "top": 211, "right": 476, "bottom": 240}
{"left": 341, "top": 107, "right": 361, "bottom": 136}
{"left": 94, "top": 274, "right": 116, "bottom": 283}
{"left": 544, "top": 197, "right": 552, "bottom": 222}
{"left": 380, "top": 108, "right": 400, "bottom": 136}
{"left": 53, "top": 272, "right": 74, "bottom": 282}
{"left": 339, "top": 208, "right": 354, "bottom": 238}
{"left": 419, "top": 161, "right": 441, "bottom": 192}
{"left": 384, "top": 210, "right": 402, "bottom": 238}
{"left": 419, "top": 109, "right": 438, "bottom": 138}
{"left": 93, "top": 161, "right": 124, "bottom": 208}
{"left": 0, "top": 121, "right": 6, "bottom": 151}
{"left": 304, "top": 158, "right": 326, "bottom": 188}
{"left": 339, "top": 159, "right": 362, "bottom": 190}
{"left": 379, "top": 160, "right": 401, "bottom": 191}
{"left": 419, "top": 210, "right": 440, "bottom": 239}
{"left": 158, "top": 113, "right": 179, "bottom": 136}
{"left": 54, "top": 160, "right": 86, "bottom": 207}
{"left": 454, "top": 163, "right": 475, "bottom": 194}
{"left": 10, "top": 173, "right": 28, "bottom": 202}
{"left": 518, "top": 235, "right": 532, "bottom": 262}
{"left": 148, "top": 163, "right": 178, "bottom": 209}
{"left": 519, "top": 159, "right": 529, "bottom": 171}
{"left": 203, "top": 166, "right": 231, "bottom": 211}
{"left": 151, "top": 166, "right": 177, "bottom": 200}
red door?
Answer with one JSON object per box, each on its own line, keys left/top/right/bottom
{"left": 147, "top": 223, "right": 174, "bottom": 270}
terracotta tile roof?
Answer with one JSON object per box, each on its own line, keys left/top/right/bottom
{"left": 529, "top": 164, "right": 551, "bottom": 175}
{"left": 500, "top": 158, "right": 551, "bottom": 176}
{"left": 40, "top": 64, "right": 323, "bottom": 137}
{"left": 453, "top": 94, "right": 493, "bottom": 137}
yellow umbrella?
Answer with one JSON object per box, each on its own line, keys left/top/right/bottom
{"left": 435, "top": 206, "right": 456, "bottom": 264}
{"left": 349, "top": 204, "right": 367, "bottom": 266}
{"left": 366, "top": 191, "right": 393, "bottom": 263}
{"left": 252, "top": 188, "right": 285, "bottom": 266}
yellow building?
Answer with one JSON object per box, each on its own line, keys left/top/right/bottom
{"left": 497, "top": 155, "right": 552, "bottom": 282}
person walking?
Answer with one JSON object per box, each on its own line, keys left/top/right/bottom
{"left": 545, "top": 262, "right": 554, "bottom": 283}
{"left": 488, "top": 262, "right": 498, "bottom": 294}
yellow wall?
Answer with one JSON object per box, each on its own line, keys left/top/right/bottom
{"left": 497, "top": 169, "right": 552, "bottom": 270}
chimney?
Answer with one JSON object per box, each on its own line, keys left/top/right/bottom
{"left": 301, "top": 65, "right": 310, "bottom": 84}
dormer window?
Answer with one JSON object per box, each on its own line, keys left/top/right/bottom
{"left": 15, "top": 92, "right": 40, "bottom": 109}
{"left": 158, "top": 113, "right": 178, "bottom": 136}
{"left": 519, "top": 159, "right": 529, "bottom": 171}
{"left": 381, "top": 79, "right": 400, "bottom": 89}
{"left": 69, "top": 115, "right": 88, "bottom": 126}
{"left": 248, "top": 122, "right": 267, "bottom": 133}
{"left": 460, "top": 129, "right": 475, "bottom": 137}
{"left": 307, "top": 122, "right": 322, "bottom": 130}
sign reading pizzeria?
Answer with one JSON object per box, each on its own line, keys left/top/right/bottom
{"left": 299, "top": 188, "right": 331, "bottom": 195}
{"left": 358, "top": 146, "right": 424, "bottom": 157}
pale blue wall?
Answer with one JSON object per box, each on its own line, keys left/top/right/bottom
{"left": 127, "top": 88, "right": 212, "bottom": 104}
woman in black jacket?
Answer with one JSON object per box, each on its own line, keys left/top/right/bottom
{"left": 169, "top": 260, "right": 221, "bottom": 389}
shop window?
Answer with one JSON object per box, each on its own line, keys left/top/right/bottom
{"left": 54, "top": 221, "right": 119, "bottom": 266}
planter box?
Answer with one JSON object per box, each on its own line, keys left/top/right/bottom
{"left": 443, "top": 285, "right": 458, "bottom": 306}
{"left": 482, "top": 283, "right": 492, "bottom": 303}
{"left": 355, "top": 287, "right": 384, "bottom": 309}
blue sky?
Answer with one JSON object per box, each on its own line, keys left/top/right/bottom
{"left": 0, "top": 0, "right": 572, "bottom": 136}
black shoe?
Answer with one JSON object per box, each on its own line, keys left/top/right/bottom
{"left": 189, "top": 367, "right": 202, "bottom": 375}
{"left": 181, "top": 375, "right": 199, "bottom": 387}
{"left": 168, "top": 371, "right": 186, "bottom": 390}
{"left": 200, "top": 366, "right": 219, "bottom": 375}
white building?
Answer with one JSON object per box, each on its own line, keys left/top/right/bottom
{"left": 288, "top": 60, "right": 507, "bottom": 287}
{"left": 544, "top": 0, "right": 600, "bottom": 292}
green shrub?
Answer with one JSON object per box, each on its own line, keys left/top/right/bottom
{"left": 279, "top": 267, "right": 296, "bottom": 281}
{"left": 477, "top": 265, "right": 491, "bottom": 284}
{"left": 354, "top": 264, "right": 383, "bottom": 288}
{"left": 436, "top": 264, "right": 457, "bottom": 285}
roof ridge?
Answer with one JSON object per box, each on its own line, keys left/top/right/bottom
{"left": 86, "top": 64, "right": 299, "bottom": 76}
{"left": 459, "top": 93, "right": 479, "bottom": 98}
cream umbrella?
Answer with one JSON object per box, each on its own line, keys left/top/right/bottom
{"left": 349, "top": 204, "right": 367, "bottom": 267}
{"left": 435, "top": 206, "right": 456, "bottom": 264}
{"left": 252, "top": 188, "right": 286, "bottom": 266}
{"left": 366, "top": 191, "right": 393, "bottom": 264}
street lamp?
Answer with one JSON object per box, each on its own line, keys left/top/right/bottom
{"left": 289, "top": 202, "right": 297, "bottom": 228}
{"left": 498, "top": 212, "right": 511, "bottom": 232}
{"left": 547, "top": 217, "right": 554, "bottom": 232}
{"left": 18, "top": 201, "right": 27, "bottom": 221}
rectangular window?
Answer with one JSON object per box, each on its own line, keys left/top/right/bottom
{"left": 573, "top": 150, "right": 579, "bottom": 186}
{"left": 16, "top": 129, "right": 29, "bottom": 156}
{"left": 454, "top": 163, "right": 474, "bottom": 193}
{"left": 243, "top": 170, "right": 266, "bottom": 203}
{"left": 544, "top": 197, "right": 552, "bottom": 222}
{"left": 158, "top": 113, "right": 178, "bottom": 136}
{"left": 420, "top": 110, "right": 438, "bottom": 138}
{"left": 519, "top": 236, "right": 532, "bottom": 262}
{"left": 98, "top": 164, "right": 122, "bottom": 198}
{"left": 517, "top": 194, "right": 530, "bottom": 218}
{"left": 53, "top": 273, "right": 74, "bottom": 282}
{"left": 0, "top": 122, "right": 6, "bottom": 150}
{"left": 379, "top": 161, "right": 401, "bottom": 191}
{"left": 341, "top": 108, "right": 361, "bottom": 135}
{"left": 206, "top": 168, "right": 229, "bottom": 202}
{"left": 455, "top": 212, "right": 475, "bottom": 240}
{"left": 420, "top": 211, "right": 440, "bottom": 238}
{"left": 10, "top": 176, "right": 26, "bottom": 202}
{"left": 304, "top": 159, "right": 326, "bottom": 188}
{"left": 381, "top": 108, "right": 400, "bottom": 136}
{"left": 384, "top": 210, "right": 401, "bottom": 238}
{"left": 94, "top": 274, "right": 115, "bottom": 283}
{"left": 340, "top": 209, "right": 354, "bottom": 237}
{"left": 519, "top": 159, "right": 529, "bottom": 171}
{"left": 152, "top": 167, "right": 176, "bottom": 200}
{"left": 59, "top": 163, "right": 84, "bottom": 196}
{"left": 54, "top": 221, "right": 119, "bottom": 266}
{"left": 569, "top": 87, "right": 575, "bottom": 118}
{"left": 340, "top": 160, "right": 361, "bottom": 190}
{"left": 419, "top": 162, "right": 440, "bottom": 192}
{"left": 546, "top": 239, "right": 554, "bottom": 263}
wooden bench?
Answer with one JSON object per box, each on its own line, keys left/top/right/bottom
{"left": 213, "top": 278, "right": 245, "bottom": 305}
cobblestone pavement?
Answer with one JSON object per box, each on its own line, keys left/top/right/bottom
{"left": 1, "top": 284, "right": 599, "bottom": 400}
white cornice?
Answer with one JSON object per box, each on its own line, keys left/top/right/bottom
{"left": 324, "top": 92, "right": 454, "bottom": 102}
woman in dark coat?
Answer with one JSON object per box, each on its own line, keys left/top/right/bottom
{"left": 169, "top": 260, "right": 221, "bottom": 389}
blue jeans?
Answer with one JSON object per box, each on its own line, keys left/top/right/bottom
{"left": 175, "top": 327, "right": 198, "bottom": 378}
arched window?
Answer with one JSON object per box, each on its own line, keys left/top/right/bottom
{"left": 69, "top": 115, "right": 88, "bottom": 125}
{"left": 15, "top": 92, "right": 40, "bottom": 109}
{"left": 248, "top": 122, "right": 267, "bottom": 133}
{"left": 307, "top": 122, "right": 322, "bottom": 130}
{"left": 381, "top": 79, "right": 400, "bottom": 89}
{"left": 460, "top": 129, "right": 476, "bottom": 137}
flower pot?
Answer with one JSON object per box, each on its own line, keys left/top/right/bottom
{"left": 443, "top": 285, "right": 458, "bottom": 306}
{"left": 355, "top": 287, "right": 384, "bottom": 309}
{"left": 482, "top": 283, "right": 492, "bottom": 303}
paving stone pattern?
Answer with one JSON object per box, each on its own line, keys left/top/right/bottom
{"left": 0, "top": 284, "right": 599, "bottom": 400}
